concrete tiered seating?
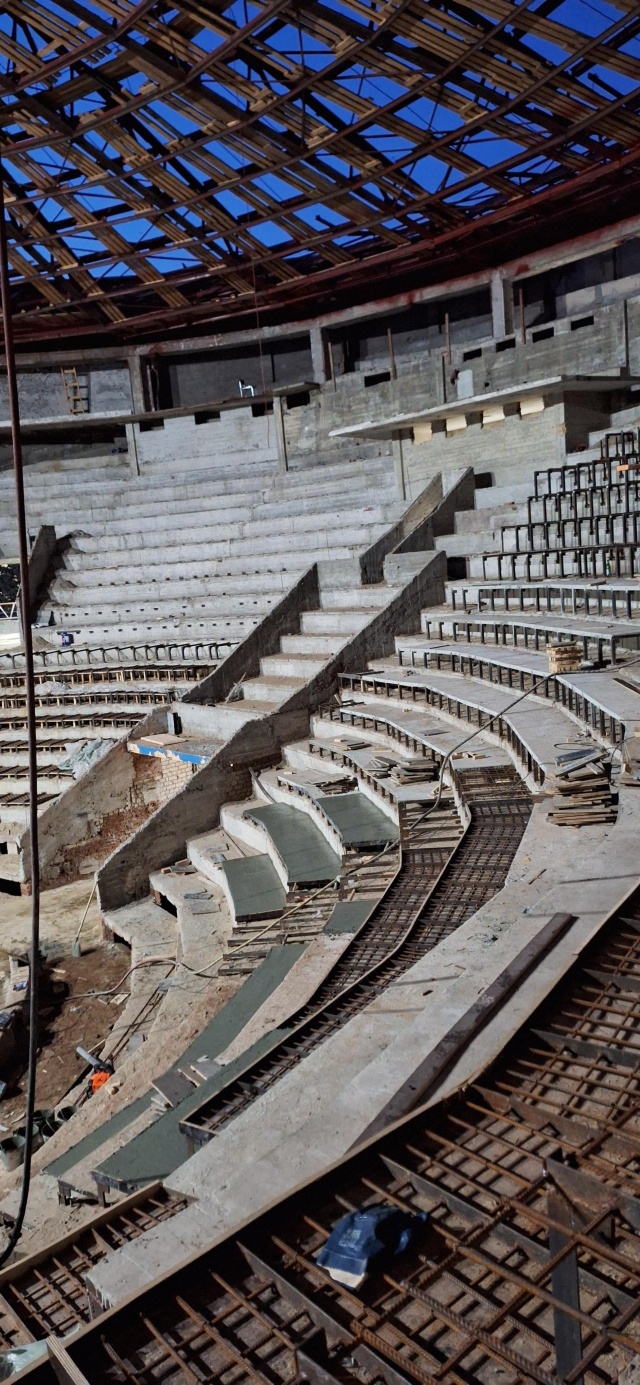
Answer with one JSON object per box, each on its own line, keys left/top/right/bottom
{"left": 0, "top": 452, "right": 405, "bottom": 848}
{"left": 449, "top": 579, "right": 640, "bottom": 619}
{"left": 126, "top": 577, "right": 402, "bottom": 774}
{"left": 434, "top": 435, "right": 640, "bottom": 582}
{"left": 31, "top": 456, "right": 404, "bottom": 651}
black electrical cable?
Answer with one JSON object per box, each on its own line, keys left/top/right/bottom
{"left": 0, "top": 161, "right": 40, "bottom": 1266}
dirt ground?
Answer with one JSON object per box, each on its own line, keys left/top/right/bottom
{"left": 0, "top": 942, "right": 130, "bottom": 1132}
{"left": 0, "top": 877, "right": 103, "bottom": 957}
{"left": 0, "top": 878, "right": 131, "bottom": 1129}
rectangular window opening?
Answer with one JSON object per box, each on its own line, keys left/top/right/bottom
{"left": 364, "top": 371, "right": 391, "bottom": 388}
{"left": 139, "top": 418, "right": 165, "bottom": 432}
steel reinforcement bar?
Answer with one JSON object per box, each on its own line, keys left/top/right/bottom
{"left": 35, "top": 882, "right": 640, "bottom": 1384}
{"left": 0, "top": 1185, "right": 186, "bottom": 1349}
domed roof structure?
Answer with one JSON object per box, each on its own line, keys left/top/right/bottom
{"left": 1, "top": 0, "right": 640, "bottom": 342}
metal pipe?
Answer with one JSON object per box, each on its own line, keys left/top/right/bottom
{"left": 0, "top": 156, "right": 40, "bottom": 1266}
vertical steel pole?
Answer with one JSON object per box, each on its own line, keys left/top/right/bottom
{"left": 0, "top": 158, "right": 40, "bottom": 1263}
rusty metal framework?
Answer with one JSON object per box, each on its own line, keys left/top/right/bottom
{"left": 1, "top": 0, "right": 640, "bottom": 342}
{"left": 0, "top": 1184, "right": 186, "bottom": 1347}
{"left": 27, "top": 886, "right": 640, "bottom": 1383}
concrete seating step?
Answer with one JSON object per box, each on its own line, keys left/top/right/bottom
{"left": 280, "top": 633, "right": 344, "bottom": 656}
{"left": 223, "top": 800, "right": 341, "bottom": 887}
{"left": 259, "top": 653, "right": 328, "bottom": 680}
{"left": 59, "top": 501, "right": 400, "bottom": 544}
{"left": 23, "top": 487, "right": 393, "bottom": 533}
{"left": 68, "top": 522, "right": 390, "bottom": 557}
{"left": 453, "top": 505, "right": 528, "bottom": 535}
{"left": 279, "top": 780, "right": 399, "bottom": 850}
{"left": 50, "top": 584, "right": 276, "bottom": 615}
{"left": 473, "top": 482, "right": 534, "bottom": 509}
{"left": 340, "top": 662, "right": 578, "bottom": 785}
{"left": 445, "top": 580, "right": 640, "bottom": 621}
{"left": 300, "top": 609, "right": 372, "bottom": 635}
{"left": 391, "top": 635, "right": 640, "bottom": 745}
{"left": 217, "top": 855, "right": 287, "bottom": 924}
{"left": 417, "top": 609, "right": 640, "bottom": 663}
{"left": 243, "top": 676, "right": 305, "bottom": 704}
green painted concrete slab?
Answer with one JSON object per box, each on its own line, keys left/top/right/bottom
{"left": 44, "top": 1094, "right": 152, "bottom": 1180}
{"left": 175, "top": 943, "right": 304, "bottom": 1074}
{"left": 93, "top": 944, "right": 306, "bottom": 1190}
{"left": 247, "top": 804, "right": 340, "bottom": 885}
{"left": 324, "top": 898, "right": 377, "bottom": 935}
{"left": 222, "top": 854, "right": 286, "bottom": 922}
{"left": 317, "top": 792, "right": 398, "bottom": 848}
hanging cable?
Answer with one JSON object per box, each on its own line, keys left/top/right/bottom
{"left": 0, "top": 159, "right": 40, "bottom": 1267}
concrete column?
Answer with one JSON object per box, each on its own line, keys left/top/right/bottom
{"left": 392, "top": 434, "right": 407, "bottom": 500}
{"left": 490, "top": 272, "right": 514, "bottom": 339}
{"left": 127, "top": 354, "right": 146, "bottom": 414}
{"left": 273, "top": 395, "right": 288, "bottom": 473}
{"left": 503, "top": 278, "right": 515, "bottom": 336}
{"left": 125, "top": 422, "right": 141, "bottom": 477}
{"left": 309, "top": 324, "right": 326, "bottom": 384}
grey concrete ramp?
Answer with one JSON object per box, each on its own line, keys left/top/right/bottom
{"left": 93, "top": 943, "right": 305, "bottom": 1190}
{"left": 247, "top": 804, "right": 341, "bottom": 885}
{"left": 317, "top": 792, "right": 398, "bottom": 849}
{"left": 221, "top": 855, "right": 286, "bottom": 922}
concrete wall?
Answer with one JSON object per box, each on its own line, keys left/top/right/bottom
{"left": 168, "top": 337, "right": 313, "bottom": 407}
{"left": 328, "top": 289, "right": 492, "bottom": 375}
{"left": 184, "top": 567, "right": 320, "bottom": 706}
{"left": 520, "top": 235, "right": 640, "bottom": 322}
{"left": 400, "top": 402, "right": 568, "bottom": 497}
{"left": 0, "top": 366, "right": 131, "bottom": 425}
{"left": 20, "top": 708, "right": 169, "bottom": 886}
{"left": 26, "top": 524, "right": 58, "bottom": 624}
{"left": 278, "top": 296, "right": 628, "bottom": 482}
{"left": 1, "top": 292, "right": 632, "bottom": 485}
{"left": 133, "top": 409, "right": 279, "bottom": 471}
{"left": 97, "top": 718, "right": 285, "bottom": 912}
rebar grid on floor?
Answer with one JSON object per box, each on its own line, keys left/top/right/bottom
{"left": 55, "top": 888, "right": 640, "bottom": 1385}
{"left": 0, "top": 1186, "right": 187, "bottom": 1349}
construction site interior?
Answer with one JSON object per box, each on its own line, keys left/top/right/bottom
{"left": 2, "top": 2, "right": 640, "bottom": 1379}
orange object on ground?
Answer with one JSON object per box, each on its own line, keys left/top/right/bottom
{"left": 90, "top": 1070, "right": 110, "bottom": 1094}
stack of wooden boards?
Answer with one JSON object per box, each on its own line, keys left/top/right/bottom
{"left": 550, "top": 745, "right": 617, "bottom": 827}
{"left": 547, "top": 641, "right": 583, "bottom": 674}
{"left": 388, "top": 757, "right": 438, "bottom": 786}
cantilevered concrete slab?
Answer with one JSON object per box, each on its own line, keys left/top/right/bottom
{"left": 329, "top": 376, "right": 640, "bottom": 441}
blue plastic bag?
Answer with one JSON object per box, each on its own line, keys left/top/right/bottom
{"left": 316, "top": 1205, "right": 427, "bottom": 1286}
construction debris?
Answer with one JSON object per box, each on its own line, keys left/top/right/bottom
{"left": 549, "top": 746, "right": 617, "bottom": 826}
{"left": 388, "top": 758, "right": 438, "bottom": 785}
